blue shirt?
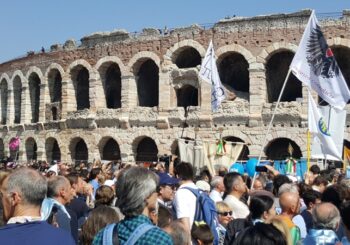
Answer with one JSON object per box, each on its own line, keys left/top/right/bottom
{"left": 0, "top": 221, "right": 75, "bottom": 245}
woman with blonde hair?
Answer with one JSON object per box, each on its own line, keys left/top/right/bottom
{"left": 271, "top": 216, "right": 293, "bottom": 245}
{"left": 216, "top": 201, "right": 233, "bottom": 245}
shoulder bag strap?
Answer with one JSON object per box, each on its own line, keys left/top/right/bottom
{"left": 124, "top": 223, "right": 155, "bottom": 245}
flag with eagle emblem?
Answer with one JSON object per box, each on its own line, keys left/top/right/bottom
{"left": 290, "top": 11, "right": 350, "bottom": 110}
{"left": 308, "top": 90, "right": 341, "bottom": 160}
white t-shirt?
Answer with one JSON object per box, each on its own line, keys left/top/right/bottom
{"left": 173, "top": 182, "right": 198, "bottom": 227}
{"left": 209, "top": 189, "right": 223, "bottom": 203}
{"left": 224, "top": 194, "right": 249, "bottom": 219}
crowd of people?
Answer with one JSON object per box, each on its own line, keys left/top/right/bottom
{"left": 0, "top": 158, "right": 349, "bottom": 245}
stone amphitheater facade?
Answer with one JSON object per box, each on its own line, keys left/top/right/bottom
{"left": 0, "top": 9, "right": 350, "bottom": 164}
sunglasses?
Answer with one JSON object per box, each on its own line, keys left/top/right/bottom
{"left": 218, "top": 211, "right": 232, "bottom": 216}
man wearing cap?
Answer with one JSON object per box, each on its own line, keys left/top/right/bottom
{"left": 157, "top": 172, "right": 178, "bottom": 209}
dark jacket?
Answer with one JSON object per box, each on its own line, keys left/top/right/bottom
{"left": 224, "top": 216, "right": 253, "bottom": 245}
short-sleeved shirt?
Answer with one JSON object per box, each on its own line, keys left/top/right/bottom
{"left": 93, "top": 215, "right": 173, "bottom": 245}
{"left": 173, "top": 182, "right": 198, "bottom": 227}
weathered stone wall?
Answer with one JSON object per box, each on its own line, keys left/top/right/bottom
{"left": 0, "top": 10, "right": 350, "bottom": 163}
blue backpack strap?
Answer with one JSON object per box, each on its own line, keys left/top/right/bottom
{"left": 182, "top": 187, "right": 203, "bottom": 220}
{"left": 124, "top": 223, "right": 155, "bottom": 245}
{"left": 103, "top": 223, "right": 116, "bottom": 245}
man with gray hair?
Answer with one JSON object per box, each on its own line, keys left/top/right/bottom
{"left": 0, "top": 168, "right": 75, "bottom": 244}
{"left": 302, "top": 202, "right": 340, "bottom": 244}
{"left": 93, "top": 166, "right": 173, "bottom": 244}
{"left": 209, "top": 176, "right": 225, "bottom": 203}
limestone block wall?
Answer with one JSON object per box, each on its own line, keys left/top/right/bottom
{"left": 0, "top": 10, "right": 350, "bottom": 163}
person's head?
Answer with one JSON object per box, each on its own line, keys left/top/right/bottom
{"left": 273, "top": 175, "right": 291, "bottom": 197}
{"left": 95, "top": 185, "right": 115, "bottom": 207}
{"left": 233, "top": 222, "right": 287, "bottom": 245}
{"left": 81, "top": 205, "right": 119, "bottom": 245}
{"left": 218, "top": 166, "right": 228, "bottom": 177}
{"left": 0, "top": 168, "right": 47, "bottom": 222}
{"left": 309, "top": 165, "right": 320, "bottom": 175}
{"left": 116, "top": 166, "right": 158, "bottom": 218}
{"left": 174, "top": 162, "right": 194, "bottom": 182}
{"left": 249, "top": 195, "right": 276, "bottom": 223}
{"left": 157, "top": 173, "right": 178, "bottom": 202}
{"left": 88, "top": 168, "right": 102, "bottom": 182}
{"left": 253, "top": 175, "right": 267, "bottom": 191}
{"left": 312, "top": 202, "right": 340, "bottom": 231}
{"left": 224, "top": 172, "right": 246, "bottom": 197}
{"left": 216, "top": 201, "right": 233, "bottom": 226}
{"left": 278, "top": 183, "right": 299, "bottom": 197}
{"left": 191, "top": 223, "right": 214, "bottom": 245}
{"left": 196, "top": 180, "right": 210, "bottom": 194}
{"left": 66, "top": 173, "right": 84, "bottom": 196}
{"left": 164, "top": 220, "right": 191, "bottom": 245}
{"left": 199, "top": 169, "right": 212, "bottom": 183}
{"left": 157, "top": 205, "right": 173, "bottom": 228}
{"left": 312, "top": 176, "right": 328, "bottom": 193}
{"left": 210, "top": 176, "right": 225, "bottom": 193}
{"left": 279, "top": 192, "right": 300, "bottom": 217}
{"left": 321, "top": 184, "right": 345, "bottom": 210}
{"left": 47, "top": 175, "right": 73, "bottom": 205}
{"left": 302, "top": 189, "right": 321, "bottom": 211}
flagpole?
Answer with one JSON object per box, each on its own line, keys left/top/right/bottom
{"left": 307, "top": 130, "right": 311, "bottom": 172}
{"left": 250, "top": 68, "right": 292, "bottom": 191}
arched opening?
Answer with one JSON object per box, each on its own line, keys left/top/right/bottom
{"left": 25, "top": 138, "right": 37, "bottom": 161}
{"left": 224, "top": 136, "right": 249, "bottom": 160}
{"left": 266, "top": 51, "right": 302, "bottom": 102}
{"left": 0, "top": 139, "right": 4, "bottom": 160}
{"left": 71, "top": 66, "right": 90, "bottom": 110}
{"left": 218, "top": 52, "right": 249, "bottom": 96}
{"left": 333, "top": 47, "right": 350, "bottom": 104}
{"left": 51, "top": 107, "right": 57, "bottom": 121}
{"left": 136, "top": 60, "right": 159, "bottom": 107}
{"left": 101, "top": 138, "right": 121, "bottom": 161}
{"left": 45, "top": 138, "right": 61, "bottom": 163}
{"left": 176, "top": 85, "right": 198, "bottom": 108}
{"left": 13, "top": 76, "right": 22, "bottom": 124}
{"left": 265, "top": 138, "right": 302, "bottom": 160}
{"left": 0, "top": 79, "right": 8, "bottom": 125}
{"left": 136, "top": 137, "right": 158, "bottom": 162}
{"left": 174, "top": 47, "right": 201, "bottom": 68}
{"left": 71, "top": 138, "right": 88, "bottom": 162}
{"left": 28, "top": 73, "right": 41, "bottom": 123}
{"left": 47, "top": 69, "right": 62, "bottom": 103}
{"left": 100, "top": 63, "right": 122, "bottom": 109}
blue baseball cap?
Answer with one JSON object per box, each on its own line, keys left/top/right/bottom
{"left": 157, "top": 172, "right": 179, "bottom": 186}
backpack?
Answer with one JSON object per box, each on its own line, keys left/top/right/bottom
{"left": 182, "top": 187, "right": 220, "bottom": 245}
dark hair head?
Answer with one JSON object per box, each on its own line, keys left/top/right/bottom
{"left": 309, "top": 165, "right": 320, "bottom": 175}
{"left": 341, "top": 201, "right": 350, "bottom": 230}
{"left": 321, "top": 185, "right": 345, "bottom": 210}
{"left": 199, "top": 169, "right": 212, "bottom": 183}
{"left": 249, "top": 195, "right": 274, "bottom": 220}
{"left": 191, "top": 223, "right": 214, "bottom": 245}
{"left": 223, "top": 172, "right": 242, "bottom": 194}
{"left": 95, "top": 185, "right": 115, "bottom": 207}
{"left": 88, "top": 168, "right": 102, "bottom": 182}
{"left": 157, "top": 205, "right": 173, "bottom": 228}
{"left": 313, "top": 176, "right": 328, "bottom": 186}
{"left": 302, "top": 190, "right": 321, "bottom": 208}
{"left": 66, "top": 173, "right": 79, "bottom": 186}
{"left": 272, "top": 175, "right": 291, "bottom": 196}
{"left": 174, "top": 162, "right": 194, "bottom": 181}
{"left": 233, "top": 223, "right": 287, "bottom": 245}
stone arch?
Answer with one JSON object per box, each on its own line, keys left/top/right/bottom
{"left": 216, "top": 44, "right": 255, "bottom": 65}
{"left": 46, "top": 68, "right": 62, "bottom": 103}
{"left": 69, "top": 61, "right": 91, "bottom": 110}
{"left": 265, "top": 137, "right": 302, "bottom": 160}
{"left": 223, "top": 136, "right": 250, "bottom": 160}
{"left": 12, "top": 74, "right": 23, "bottom": 124}
{"left": 27, "top": 72, "right": 41, "bottom": 122}
{"left": 25, "top": 137, "right": 38, "bottom": 161}
{"left": 132, "top": 136, "right": 158, "bottom": 162}
{"left": 69, "top": 137, "right": 88, "bottom": 162}
{"left": 165, "top": 39, "right": 206, "bottom": 64}
{"left": 9, "top": 137, "right": 19, "bottom": 160}
{"left": 95, "top": 56, "right": 128, "bottom": 77}
{"left": 44, "top": 63, "right": 65, "bottom": 83}
{"left": 45, "top": 137, "right": 61, "bottom": 163}
{"left": 0, "top": 78, "right": 8, "bottom": 125}
{"left": 25, "top": 66, "right": 44, "bottom": 82}
{"left": 128, "top": 51, "right": 161, "bottom": 73}
{"left": 98, "top": 137, "right": 121, "bottom": 161}
{"left": 265, "top": 50, "right": 302, "bottom": 102}
{"left": 172, "top": 47, "right": 202, "bottom": 68}
{"left": 175, "top": 84, "right": 198, "bottom": 107}
{"left": 97, "top": 61, "right": 122, "bottom": 109}
{"left": 0, "top": 73, "right": 10, "bottom": 87}
{"left": 258, "top": 42, "right": 298, "bottom": 63}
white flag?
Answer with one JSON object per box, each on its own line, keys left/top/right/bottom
{"left": 199, "top": 40, "right": 225, "bottom": 112}
{"left": 290, "top": 11, "right": 350, "bottom": 110}
{"left": 308, "top": 90, "right": 341, "bottom": 160}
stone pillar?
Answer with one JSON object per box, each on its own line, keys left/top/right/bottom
{"left": 122, "top": 75, "right": 138, "bottom": 109}
{"left": 199, "top": 79, "right": 211, "bottom": 112}
{"left": 249, "top": 63, "right": 266, "bottom": 127}
{"left": 93, "top": 74, "right": 106, "bottom": 110}
{"left": 21, "top": 86, "right": 31, "bottom": 124}
{"left": 61, "top": 74, "right": 76, "bottom": 117}
{"left": 89, "top": 72, "right": 99, "bottom": 112}
{"left": 7, "top": 89, "right": 14, "bottom": 125}
{"left": 159, "top": 70, "right": 171, "bottom": 109}
{"left": 36, "top": 150, "right": 45, "bottom": 161}
{"left": 39, "top": 83, "right": 46, "bottom": 122}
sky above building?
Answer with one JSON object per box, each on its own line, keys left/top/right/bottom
{"left": 0, "top": 0, "right": 349, "bottom": 63}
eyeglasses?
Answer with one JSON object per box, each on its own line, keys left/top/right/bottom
{"left": 217, "top": 211, "right": 232, "bottom": 216}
